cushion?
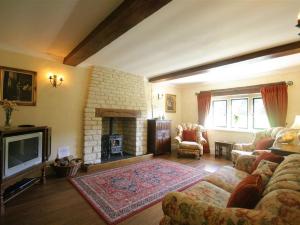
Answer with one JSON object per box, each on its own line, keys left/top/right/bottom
{"left": 255, "top": 137, "right": 275, "bottom": 150}
{"left": 252, "top": 152, "right": 284, "bottom": 172}
{"left": 231, "top": 150, "right": 253, "bottom": 164}
{"left": 179, "top": 141, "right": 201, "bottom": 150}
{"left": 203, "top": 166, "right": 248, "bottom": 193}
{"left": 184, "top": 181, "right": 231, "bottom": 208}
{"left": 235, "top": 154, "right": 257, "bottom": 174}
{"left": 182, "top": 130, "right": 197, "bottom": 142}
{"left": 227, "top": 174, "right": 263, "bottom": 209}
{"left": 252, "top": 160, "right": 279, "bottom": 187}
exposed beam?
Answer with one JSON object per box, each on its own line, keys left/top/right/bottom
{"left": 64, "top": 0, "right": 172, "bottom": 66}
{"left": 149, "top": 41, "right": 300, "bottom": 83}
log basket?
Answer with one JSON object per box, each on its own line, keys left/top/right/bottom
{"left": 53, "top": 158, "right": 82, "bottom": 177}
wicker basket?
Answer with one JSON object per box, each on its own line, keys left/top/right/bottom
{"left": 53, "top": 158, "right": 82, "bottom": 177}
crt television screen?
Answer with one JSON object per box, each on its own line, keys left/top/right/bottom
{"left": 8, "top": 137, "right": 39, "bottom": 169}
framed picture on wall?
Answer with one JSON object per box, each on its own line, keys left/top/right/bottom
{"left": 165, "top": 94, "right": 176, "bottom": 113}
{"left": 0, "top": 66, "right": 37, "bottom": 106}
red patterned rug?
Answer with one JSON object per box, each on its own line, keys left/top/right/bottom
{"left": 69, "top": 159, "right": 209, "bottom": 224}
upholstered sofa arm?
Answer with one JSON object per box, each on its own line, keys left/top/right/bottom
{"left": 233, "top": 143, "right": 255, "bottom": 151}
{"left": 252, "top": 150, "right": 271, "bottom": 155}
{"left": 161, "top": 192, "right": 281, "bottom": 225}
{"left": 174, "top": 136, "right": 182, "bottom": 144}
{"left": 235, "top": 155, "right": 257, "bottom": 173}
{"left": 197, "top": 136, "right": 207, "bottom": 145}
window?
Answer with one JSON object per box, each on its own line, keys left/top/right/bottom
{"left": 231, "top": 98, "right": 248, "bottom": 129}
{"left": 212, "top": 100, "right": 227, "bottom": 127}
{"left": 253, "top": 98, "right": 269, "bottom": 129}
{"left": 209, "top": 95, "right": 269, "bottom": 130}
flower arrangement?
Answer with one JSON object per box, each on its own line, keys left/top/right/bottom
{"left": 2, "top": 99, "right": 17, "bottom": 111}
{"left": 1, "top": 99, "right": 17, "bottom": 127}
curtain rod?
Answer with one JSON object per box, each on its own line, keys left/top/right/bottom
{"left": 195, "top": 81, "right": 293, "bottom": 96}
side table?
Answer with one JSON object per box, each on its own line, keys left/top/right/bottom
{"left": 269, "top": 145, "right": 300, "bottom": 156}
{"left": 215, "top": 141, "right": 235, "bottom": 160}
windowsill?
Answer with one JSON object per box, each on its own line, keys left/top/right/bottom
{"left": 207, "top": 127, "right": 259, "bottom": 134}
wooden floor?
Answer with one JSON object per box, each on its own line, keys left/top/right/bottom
{"left": 1, "top": 153, "right": 231, "bottom": 225}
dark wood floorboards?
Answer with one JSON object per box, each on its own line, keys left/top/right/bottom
{"left": 1, "top": 153, "right": 231, "bottom": 225}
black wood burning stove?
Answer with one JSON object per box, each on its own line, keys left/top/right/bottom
{"left": 101, "top": 118, "right": 123, "bottom": 159}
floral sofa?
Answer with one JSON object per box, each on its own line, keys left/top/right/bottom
{"left": 231, "top": 127, "right": 285, "bottom": 165}
{"left": 160, "top": 154, "right": 300, "bottom": 225}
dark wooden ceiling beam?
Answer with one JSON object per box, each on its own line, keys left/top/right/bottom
{"left": 149, "top": 41, "right": 300, "bottom": 83}
{"left": 63, "top": 0, "right": 172, "bottom": 66}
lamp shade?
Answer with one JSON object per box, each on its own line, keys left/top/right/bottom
{"left": 291, "top": 115, "right": 300, "bottom": 129}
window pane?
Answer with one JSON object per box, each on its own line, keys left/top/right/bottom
{"left": 231, "top": 98, "right": 248, "bottom": 129}
{"left": 253, "top": 98, "right": 269, "bottom": 129}
{"left": 213, "top": 100, "right": 227, "bottom": 127}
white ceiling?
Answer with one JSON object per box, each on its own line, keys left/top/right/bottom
{"left": 0, "top": 0, "right": 300, "bottom": 83}
{"left": 80, "top": 0, "right": 300, "bottom": 78}
{"left": 0, "top": 0, "right": 123, "bottom": 60}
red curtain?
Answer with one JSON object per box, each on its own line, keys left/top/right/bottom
{"left": 197, "top": 92, "right": 211, "bottom": 153}
{"left": 197, "top": 92, "right": 212, "bottom": 125}
{"left": 260, "top": 84, "right": 288, "bottom": 127}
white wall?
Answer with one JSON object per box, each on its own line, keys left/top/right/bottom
{"left": 2, "top": 47, "right": 300, "bottom": 158}
{"left": 0, "top": 49, "right": 89, "bottom": 160}
{"left": 178, "top": 66, "right": 300, "bottom": 154}
{"left": 150, "top": 83, "right": 182, "bottom": 149}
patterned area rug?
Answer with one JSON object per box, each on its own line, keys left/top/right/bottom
{"left": 70, "top": 159, "right": 210, "bottom": 224}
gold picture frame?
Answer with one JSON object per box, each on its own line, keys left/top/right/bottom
{"left": 0, "top": 66, "right": 37, "bottom": 106}
{"left": 165, "top": 94, "right": 176, "bottom": 113}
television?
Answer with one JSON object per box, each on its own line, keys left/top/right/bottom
{"left": 3, "top": 132, "right": 43, "bottom": 178}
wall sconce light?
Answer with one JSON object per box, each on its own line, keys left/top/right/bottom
{"left": 296, "top": 12, "right": 300, "bottom": 35}
{"left": 49, "top": 74, "right": 63, "bottom": 88}
{"left": 157, "top": 93, "right": 164, "bottom": 100}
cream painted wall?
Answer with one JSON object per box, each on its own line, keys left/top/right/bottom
{"left": 150, "top": 84, "right": 182, "bottom": 149}
{"left": 179, "top": 66, "right": 300, "bottom": 154}
{"left": 2, "top": 47, "right": 299, "bottom": 158}
{"left": 0, "top": 49, "right": 89, "bottom": 160}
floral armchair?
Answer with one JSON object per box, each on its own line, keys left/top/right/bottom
{"left": 231, "top": 127, "right": 285, "bottom": 164}
{"left": 174, "top": 123, "right": 207, "bottom": 159}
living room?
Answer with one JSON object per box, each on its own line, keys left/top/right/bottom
{"left": 1, "top": 1, "right": 300, "bottom": 225}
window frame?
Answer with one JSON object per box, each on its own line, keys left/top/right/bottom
{"left": 230, "top": 98, "right": 248, "bottom": 129}
{"left": 212, "top": 100, "right": 227, "bottom": 128}
{"left": 208, "top": 94, "right": 269, "bottom": 131}
{"left": 252, "top": 97, "right": 268, "bottom": 130}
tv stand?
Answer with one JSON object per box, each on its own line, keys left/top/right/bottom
{"left": 0, "top": 126, "right": 51, "bottom": 216}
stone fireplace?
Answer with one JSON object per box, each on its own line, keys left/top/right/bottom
{"left": 83, "top": 67, "right": 147, "bottom": 164}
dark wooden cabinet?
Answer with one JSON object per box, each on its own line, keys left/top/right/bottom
{"left": 147, "top": 120, "right": 171, "bottom": 155}
{"left": 0, "top": 126, "right": 51, "bottom": 215}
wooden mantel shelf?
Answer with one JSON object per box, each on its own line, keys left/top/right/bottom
{"left": 95, "top": 108, "right": 141, "bottom": 118}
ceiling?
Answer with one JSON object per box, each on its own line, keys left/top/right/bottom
{"left": 0, "top": 0, "right": 300, "bottom": 83}
{"left": 0, "top": 0, "right": 123, "bottom": 60}
{"left": 80, "top": 0, "right": 300, "bottom": 77}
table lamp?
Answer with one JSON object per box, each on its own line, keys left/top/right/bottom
{"left": 291, "top": 115, "right": 300, "bottom": 129}
{"left": 291, "top": 115, "right": 300, "bottom": 143}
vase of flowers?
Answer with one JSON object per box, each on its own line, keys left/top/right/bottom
{"left": 1, "top": 99, "right": 17, "bottom": 128}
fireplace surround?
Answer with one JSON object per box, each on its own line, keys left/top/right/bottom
{"left": 83, "top": 67, "right": 147, "bottom": 164}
